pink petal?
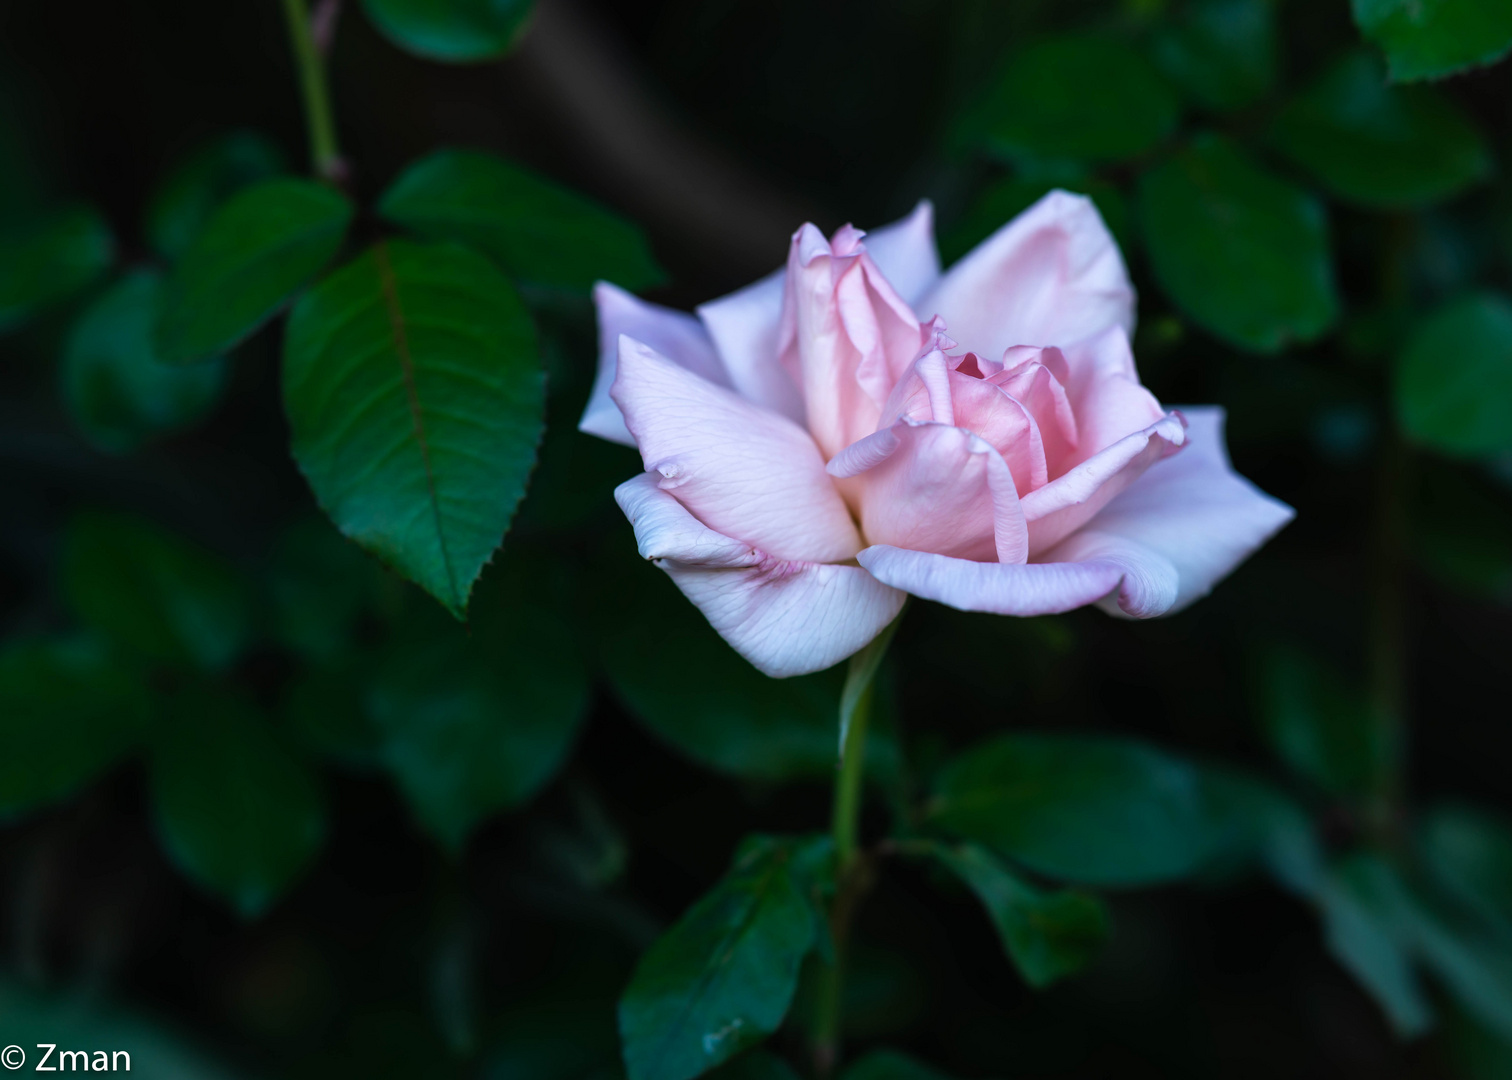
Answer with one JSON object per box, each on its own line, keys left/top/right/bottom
{"left": 871, "top": 348, "right": 1049, "bottom": 493}
{"left": 617, "top": 474, "right": 907, "bottom": 677}
{"left": 611, "top": 336, "right": 863, "bottom": 563}
{"left": 583, "top": 282, "right": 730, "bottom": 445}
{"left": 863, "top": 200, "right": 940, "bottom": 308}
{"left": 989, "top": 346, "right": 1079, "bottom": 472}
{"left": 695, "top": 269, "right": 806, "bottom": 423}
{"left": 846, "top": 421, "right": 1028, "bottom": 565}
{"left": 856, "top": 545, "right": 1125, "bottom": 616}
{"left": 1059, "top": 326, "right": 1166, "bottom": 470}
{"left": 1022, "top": 412, "right": 1188, "bottom": 556}
{"left": 919, "top": 190, "right": 1135, "bottom": 361}
{"left": 779, "top": 225, "right": 921, "bottom": 459}
{"left": 1045, "top": 406, "right": 1295, "bottom": 617}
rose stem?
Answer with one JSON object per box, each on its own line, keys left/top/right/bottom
{"left": 814, "top": 616, "right": 902, "bottom": 1076}
{"left": 280, "top": 0, "right": 344, "bottom": 183}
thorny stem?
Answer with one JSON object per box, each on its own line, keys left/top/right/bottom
{"left": 280, "top": 0, "right": 343, "bottom": 182}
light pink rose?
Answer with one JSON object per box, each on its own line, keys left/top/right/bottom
{"left": 580, "top": 192, "right": 1294, "bottom": 677}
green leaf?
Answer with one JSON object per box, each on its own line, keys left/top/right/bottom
{"left": 941, "top": 176, "right": 1130, "bottom": 266}
{"left": 594, "top": 540, "right": 882, "bottom": 783}
{"left": 1395, "top": 292, "right": 1512, "bottom": 457}
{"left": 1259, "top": 644, "right": 1391, "bottom": 801}
{"left": 284, "top": 239, "right": 543, "bottom": 617}
{"left": 924, "top": 841, "right": 1109, "bottom": 988}
{"left": 145, "top": 130, "right": 287, "bottom": 261}
{"left": 1269, "top": 50, "right": 1490, "bottom": 209}
{"left": 958, "top": 35, "right": 1178, "bottom": 165}
{"left": 1407, "top": 890, "right": 1512, "bottom": 1043}
{"left": 1318, "top": 854, "right": 1434, "bottom": 1037}
{"left": 1420, "top": 805, "right": 1512, "bottom": 936}
{"left": 62, "top": 512, "right": 253, "bottom": 671}
{"left": 707, "top": 1051, "right": 803, "bottom": 1080}
{"left": 619, "top": 836, "right": 819, "bottom": 1080}
{"left": 0, "top": 203, "right": 114, "bottom": 331}
{"left": 157, "top": 177, "right": 353, "bottom": 364}
{"left": 60, "top": 269, "right": 229, "bottom": 453}
{"left": 0, "top": 636, "right": 150, "bottom": 819}
{"left": 361, "top": 0, "right": 534, "bottom": 62}
{"left": 1199, "top": 767, "right": 1326, "bottom": 899}
{"left": 368, "top": 547, "right": 589, "bottom": 850}
{"left": 149, "top": 684, "right": 326, "bottom": 916}
{"left": 1150, "top": 0, "right": 1277, "bottom": 112}
{"left": 378, "top": 149, "right": 664, "bottom": 293}
{"left": 1138, "top": 133, "right": 1337, "bottom": 352}
{"left": 1351, "top": 0, "right": 1512, "bottom": 82}
{"left": 929, "top": 734, "right": 1212, "bottom": 887}
{"left": 840, "top": 1050, "right": 961, "bottom": 1080}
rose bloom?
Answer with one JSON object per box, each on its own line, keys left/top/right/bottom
{"left": 580, "top": 193, "right": 1293, "bottom": 677}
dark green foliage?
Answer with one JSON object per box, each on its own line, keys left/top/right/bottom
{"left": 1352, "top": 0, "right": 1512, "bottom": 82}
{"left": 922, "top": 841, "right": 1110, "bottom": 988}
{"left": 0, "top": 636, "right": 149, "bottom": 818}
{"left": 707, "top": 1051, "right": 803, "bottom": 1080}
{"left": 840, "top": 1050, "right": 962, "bottom": 1080}
{"left": 62, "top": 512, "right": 252, "bottom": 671}
{"left": 149, "top": 684, "right": 326, "bottom": 916}
{"left": 378, "top": 149, "right": 665, "bottom": 292}
{"left": 1318, "top": 855, "right": 1434, "bottom": 1037}
{"left": 593, "top": 543, "right": 851, "bottom": 782}
{"left": 1420, "top": 806, "right": 1512, "bottom": 936}
{"left": 368, "top": 548, "right": 590, "bottom": 850}
{"left": 267, "top": 517, "right": 386, "bottom": 662}
{"left": 0, "top": 203, "right": 114, "bottom": 330}
{"left": 930, "top": 734, "right": 1214, "bottom": 887}
{"left": 1270, "top": 50, "right": 1490, "bottom": 209}
{"left": 1395, "top": 292, "right": 1512, "bottom": 456}
{"left": 957, "top": 35, "right": 1178, "bottom": 165}
{"left": 1150, "top": 0, "right": 1277, "bottom": 112}
{"left": 1199, "top": 768, "right": 1326, "bottom": 898}
{"left": 157, "top": 177, "right": 353, "bottom": 363}
{"left": 145, "top": 130, "right": 287, "bottom": 261}
{"left": 1139, "top": 134, "right": 1337, "bottom": 352}
{"left": 619, "top": 837, "right": 823, "bottom": 1080}
{"left": 1259, "top": 645, "right": 1391, "bottom": 801}
{"left": 361, "top": 0, "right": 535, "bottom": 63}
{"left": 283, "top": 240, "right": 544, "bottom": 617}
{"left": 60, "top": 269, "right": 229, "bottom": 453}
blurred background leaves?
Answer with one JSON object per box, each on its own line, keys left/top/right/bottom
{"left": 0, "top": 0, "right": 1511, "bottom": 1077}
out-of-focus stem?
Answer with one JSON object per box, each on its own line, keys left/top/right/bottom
{"left": 280, "top": 0, "right": 343, "bottom": 182}
{"left": 814, "top": 616, "right": 901, "bottom": 1076}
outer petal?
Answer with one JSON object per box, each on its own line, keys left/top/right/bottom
{"left": 856, "top": 545, "right": 1125, "bottom": 616}
{"left": 1045, "top": 406, "right": 1295, "bottom": 617}
{"left": 863, "top": 200, "right": 940, "bottom": 308}
{"left": 611, "top": 336, "right": 863, "bottom": 563}
{"left": 695, "top": 268, "right": 804, "bottom": 423}
{"left": 918, "top": 190, "right": 1135, "bottom": 361}
{"left": 582, "top": 282, "right": 729, "bottom": 445}
{"left": 617, "top": 474, "right": 907, "bottom": 677}
{"left": 846, "top": 421, "right": 1028, "bottom": 565}
{"left": 1022, "top": 411, "right": 1188, "bottom": 556}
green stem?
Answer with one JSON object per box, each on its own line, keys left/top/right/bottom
{"left": 814, "top": 615, "right": 902, "bottom": 1076}
{"left": 280, "top": 0, "right": 343, "bottom": 181}
{"left": 1367, "top": 421, "right": 1409, "bottom": 838}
